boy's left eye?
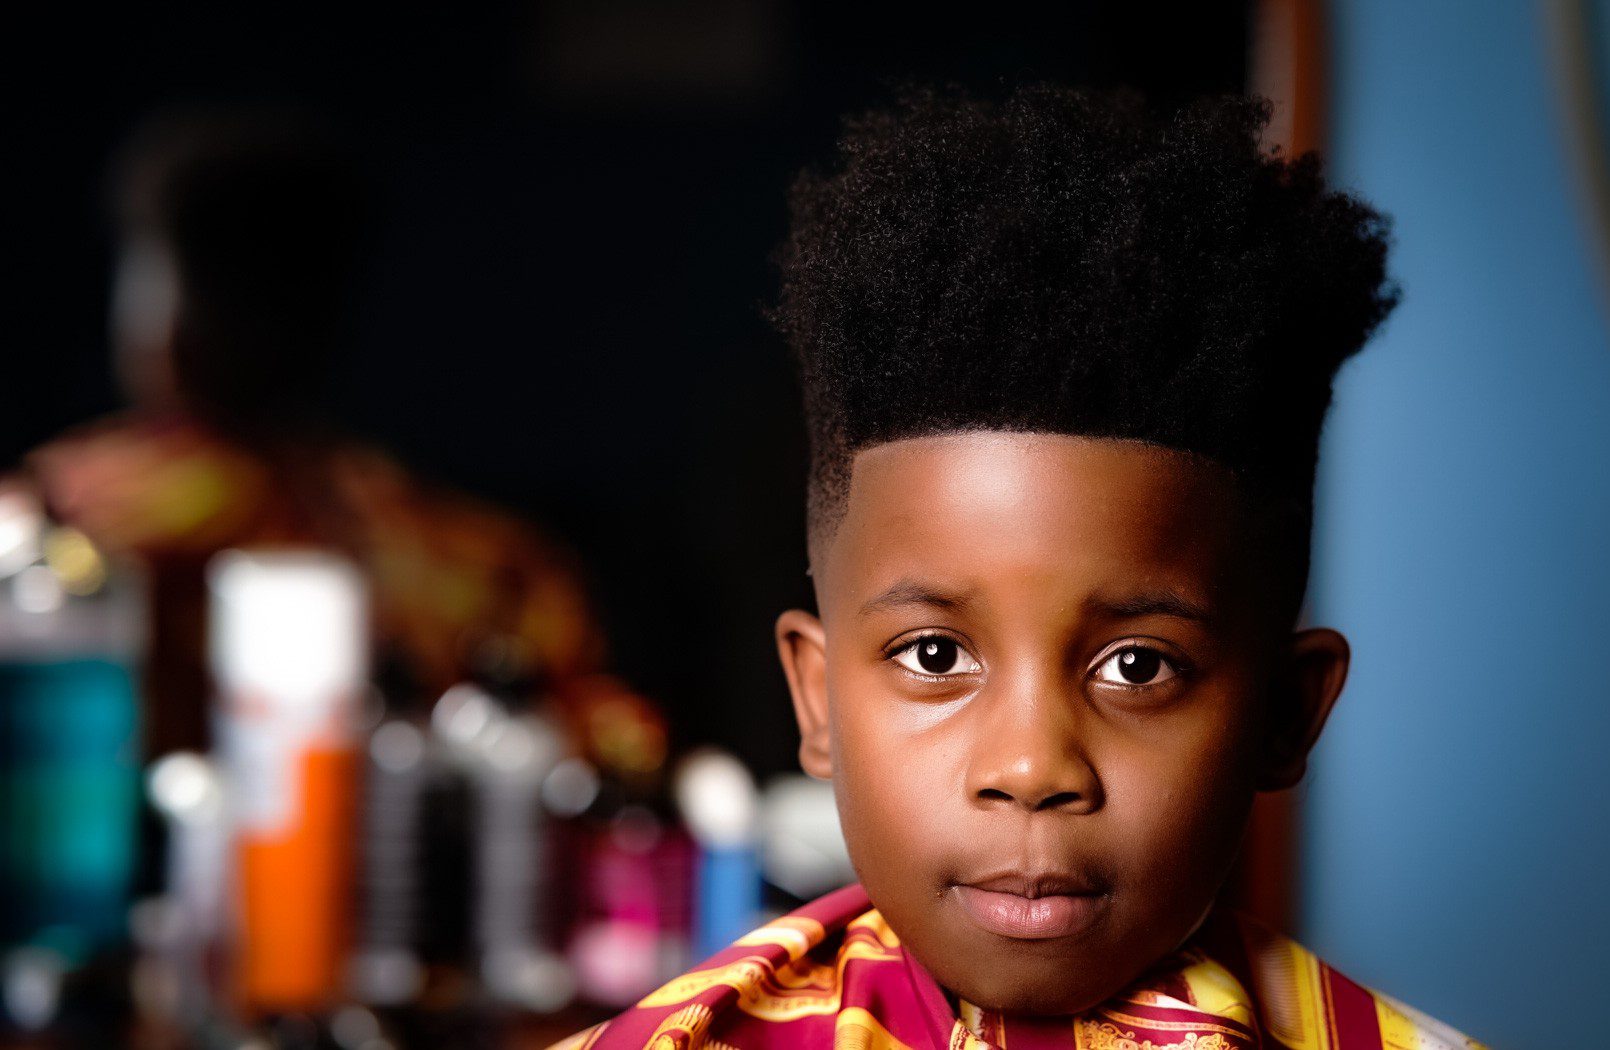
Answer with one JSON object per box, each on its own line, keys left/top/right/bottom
{"left": 892, "top": 637, "right": 982, "bottom": 677}
{"left": 1092, "top": 646, "right": 1180, "bottom": 687}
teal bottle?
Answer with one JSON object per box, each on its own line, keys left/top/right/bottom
{"left": 0, "top": 503, "right": 143, "bottom": 968}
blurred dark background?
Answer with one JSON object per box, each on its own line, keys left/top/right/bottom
{"left": 4, "top": 1, "right": 1248, "bottom": 778}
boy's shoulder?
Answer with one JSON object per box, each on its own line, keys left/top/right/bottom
{"left": 1212, "top": 910, "right": 1488, "bottom": 1050}
{"left": 552, "top": 885, "right": 1488, "bottom": 1050}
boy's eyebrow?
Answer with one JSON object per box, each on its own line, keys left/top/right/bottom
{"left": 859, "top": 579, "right": 974, "bottom": 616}
{"left": 860, "top": 583, "right": 1214, "bottom": 622}
{"left": 1088, "top": 589, "right": 1214, "bottom": 623}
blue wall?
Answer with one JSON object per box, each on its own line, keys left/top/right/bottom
{"left": 1303, "top": 3, "right": 1610, "bottom": 1046}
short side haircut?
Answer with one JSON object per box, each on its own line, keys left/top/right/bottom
{"left": 772, "top": 84, "right": 1398, "bottom": 574}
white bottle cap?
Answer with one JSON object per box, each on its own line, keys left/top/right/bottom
{"left": 675, "top": 748, "right": 758, "bottom": 848}
{"left": 208, "top": 550, "right": 368, "bottom": 709}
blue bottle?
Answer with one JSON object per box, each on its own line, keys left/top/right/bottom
{"left": 0, "top": 503, "right": 143, "bottom": 969}
{"left": 674, "top": 749, "right": 763, "bottom": 961}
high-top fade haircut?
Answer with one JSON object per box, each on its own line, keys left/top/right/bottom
{"left": 771, "top": 83, "right": 1398, "bottom": 612}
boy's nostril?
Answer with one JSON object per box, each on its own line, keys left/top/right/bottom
{"left": 1036, "top": 791, "right": 1083, "bottom": 811}
{"left": 977, "top": 788, "right": 1084, "bottom": 809}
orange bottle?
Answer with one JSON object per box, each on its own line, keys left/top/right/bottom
{"left": 209, "top": 551, "right": 366, "bottom": 1015}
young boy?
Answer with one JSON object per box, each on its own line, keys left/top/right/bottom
{"left": 559, "top": 86, "right": 1484, "bottom": 1049}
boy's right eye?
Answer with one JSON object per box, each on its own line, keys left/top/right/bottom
{"left": 891, "top": 636, "right": 982, "bottom": 677}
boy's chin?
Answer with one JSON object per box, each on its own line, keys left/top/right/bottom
{"left": 928, "top": 956, "right": 1129, "bottom": 1018}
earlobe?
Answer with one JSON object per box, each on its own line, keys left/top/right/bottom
{"left": 1258, "top": 627, "right": 1350, "bottom": 791}
{"left": 775, "top": 609, "right": 832, "bottom": 780}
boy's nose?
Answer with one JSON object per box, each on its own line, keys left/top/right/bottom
{"left": 964, "top": 689, "right": 1103, "bottom": 814}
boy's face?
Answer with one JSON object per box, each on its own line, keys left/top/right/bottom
{"left": 776, "top": 432, "right": 1348, "bottom": 1015}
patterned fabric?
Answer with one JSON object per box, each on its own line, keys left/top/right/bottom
{"left": 553, "top": 885, "right": 1486, "bottom": 1050}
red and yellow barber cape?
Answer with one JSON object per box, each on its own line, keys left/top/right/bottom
{"left": 554, "top": 885, "right": 1485, "bottom": 1050}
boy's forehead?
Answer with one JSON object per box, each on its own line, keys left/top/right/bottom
{"left": 815, "top": 431, "right": 1256, "bottom": 616}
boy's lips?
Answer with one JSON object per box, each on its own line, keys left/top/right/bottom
{"left": 951, "top": 871, "right": 1109, "bottom": 940}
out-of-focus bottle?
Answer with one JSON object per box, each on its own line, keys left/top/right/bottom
{"left": 348, "top": 653, "right": 431, "bottom": 1013}
{"left": 559, "top": 676, "right": 691, "bottom": 1008}
{"left": 0, "top": 490, "right": 143, "bottom": 1030}
{"left": 675, "top": 750, "right": 762, "bottom": 961}
{"left": 432, "top": 635, "right": 573, "bottom": 1015}
{"left": 209, "top": 550, "right": 366, "bottom": 1017}
{"left": 756, "top": 774, "right": 855, "bottom": 906}
{"left": 350, "top": 719, "right": 430, "bottom": 1011}
{"left": 135, "top": 751, "right": 228, "bottom": 1035}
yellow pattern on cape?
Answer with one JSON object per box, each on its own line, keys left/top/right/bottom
{"left": 732, "top": 916, "right": 827, "bottom": 961}
{"left": 948, "top": 1017, "right": 996, "bottom": 1050}
{"left": 1109, "top": 952, "right": 1257, "bottom": 1035}
{"left": 1073, "top": 1022, "right": 1234, "bottom": 1050}
{"left": 1233, "top": 915, "right": 1490, "bottom": 1050}
{"left": 1371, "top": 992, "right": 1487, "bottom": 1050}
{"left": 958, "top": 1000, "right": 1005, "bottom": 1046}
{"left": 562, "top": 904, "right": 1492, "bottom": 1050}
{"left": 647, "top": 1004, "right": 714, "bottom": 1050}
{"left": 635, "top": 912, "right": 904, "bottom": 1024}
{"left": 846, "top": 909, "right": 902, "bottom": 950}
{"left": 834, "top": 1006, "right": 915, "bottom": 1050}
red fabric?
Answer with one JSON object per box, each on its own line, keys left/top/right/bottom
{"left": 554, "top": 884, "right": 1487, "bottom": 1050}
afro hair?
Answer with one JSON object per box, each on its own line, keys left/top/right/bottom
{"left": 772, "top": 83, "right": 1399, "bottom": 543}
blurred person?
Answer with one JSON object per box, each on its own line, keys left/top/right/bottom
{"left": 554, "top": 85, "right": 1487, "bottom": 1049}
{"left": 3, "top": 110, "right": 606, "bottom": 759}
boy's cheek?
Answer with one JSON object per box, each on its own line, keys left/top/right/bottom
{"left": 829, "top": 705, "right": 952, "bottom": 875}
{"left": 1098, "top": 745, "right": 1259, "bottom": 904}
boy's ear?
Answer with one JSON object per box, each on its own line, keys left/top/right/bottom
{"left": 775, "top": 609, "right": 832, "bottom": 780}
{"left": 1258, "top": 627, "right": 1350, "bottom": 791}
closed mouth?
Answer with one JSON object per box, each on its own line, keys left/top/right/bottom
{"left": 957, "top": 869, "right": 1107, "bottom": 899}
{"left": 950, "top": 869, "right": 1110, "bottom": 940}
